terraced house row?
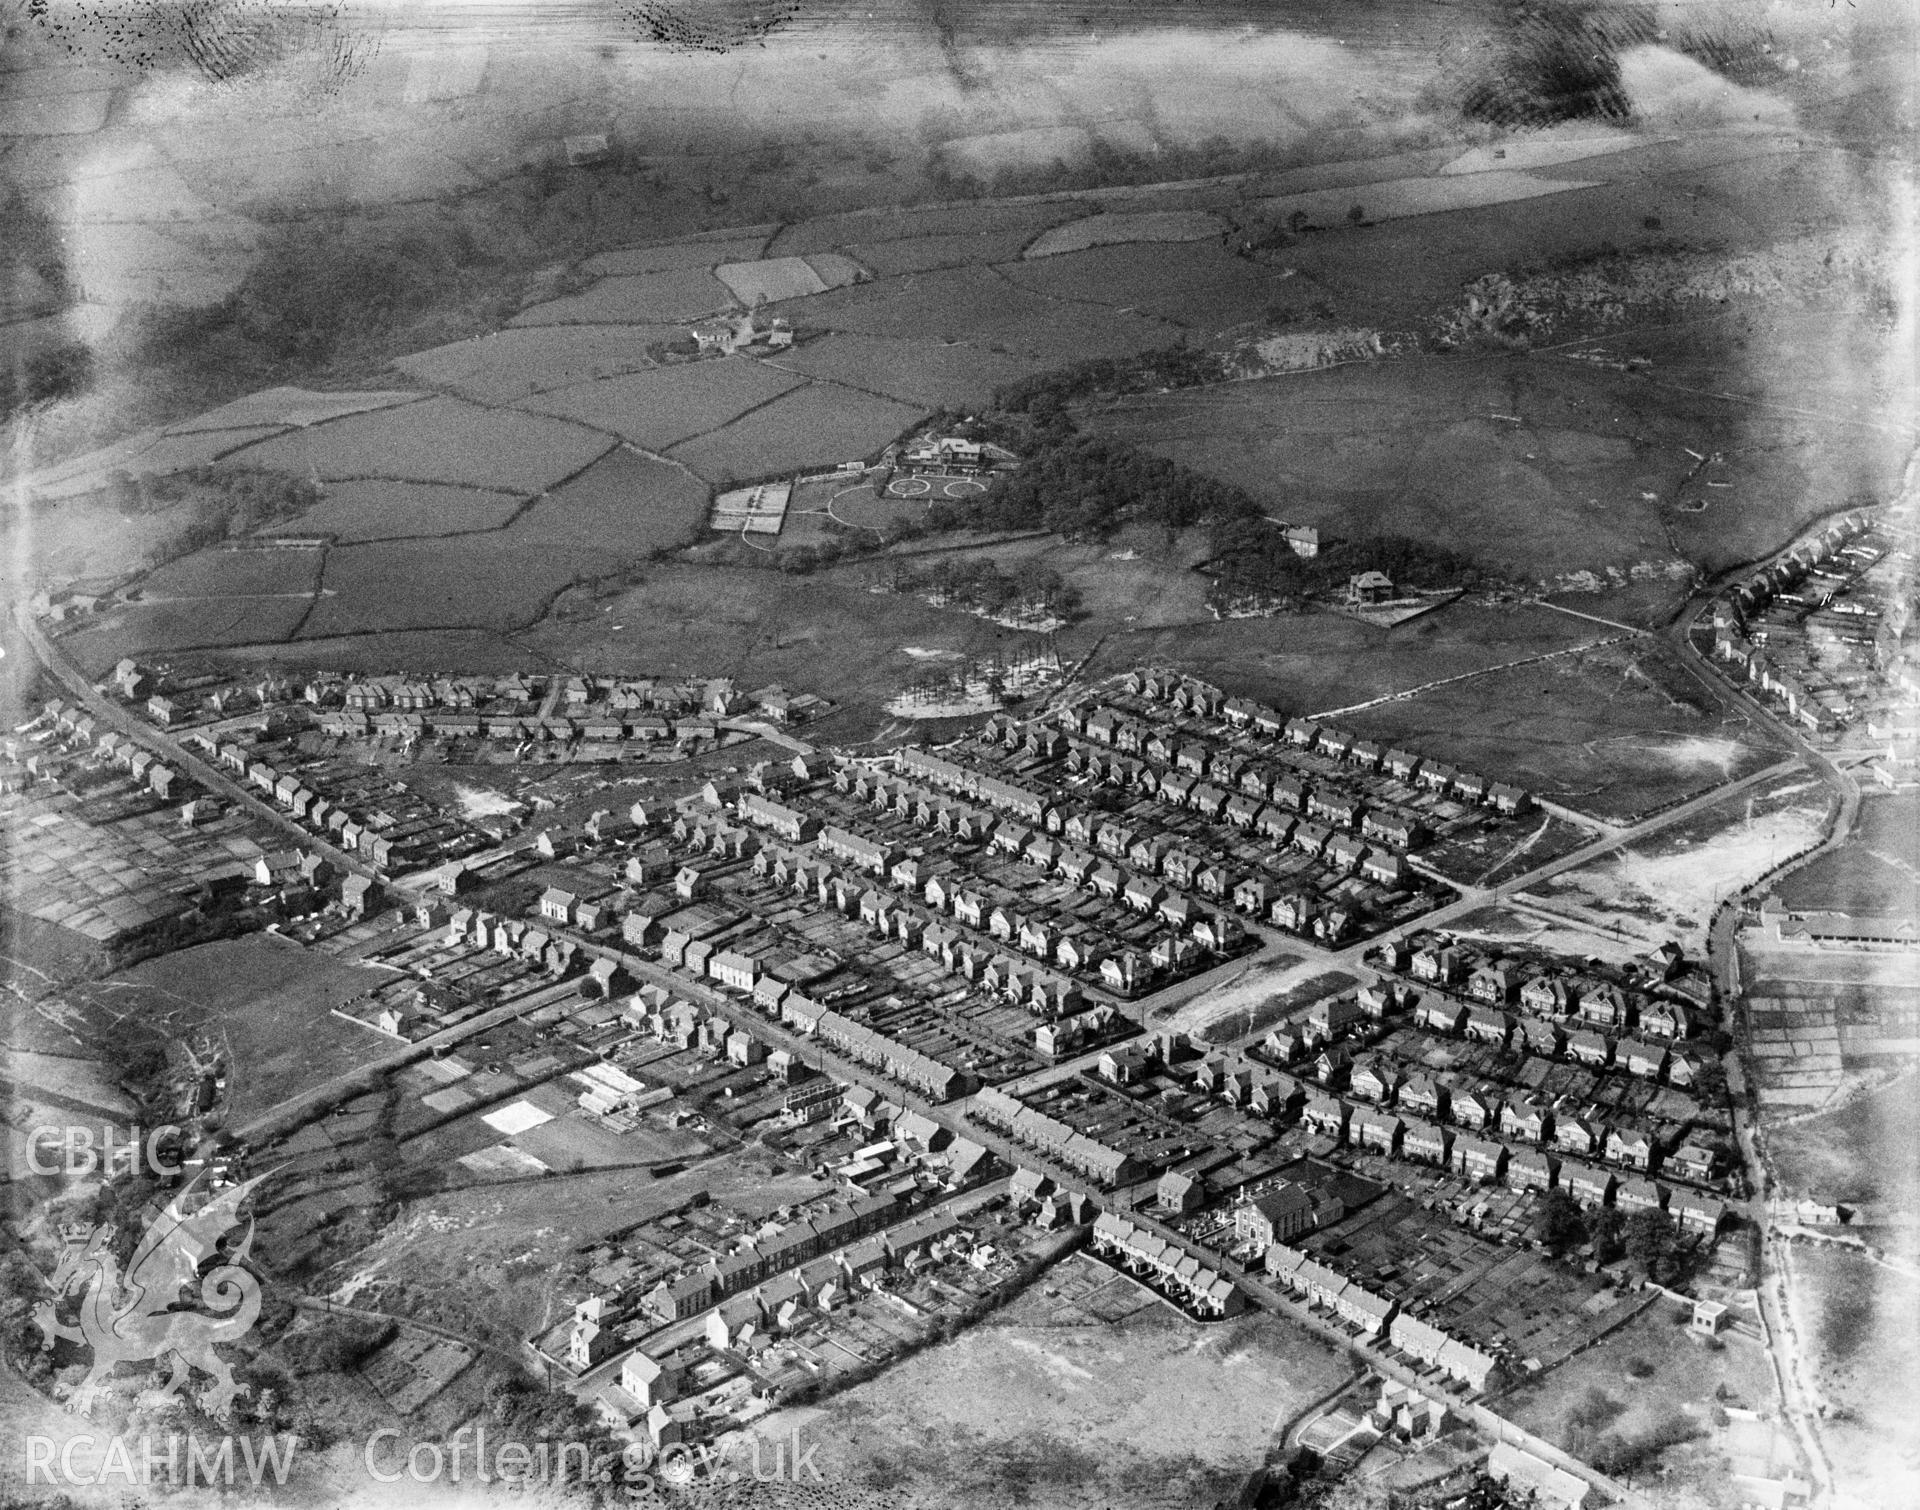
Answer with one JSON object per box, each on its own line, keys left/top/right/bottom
{"left": 973, "top": 1087, "right": 1144, "bottom": 1187}
{"left": 641, "top": 1191, "right": 906, "bottom": 1322}
{"left": 775, "top": 994, "right": 975, "bottom": 1101}
{"left": 738, "top": 837, "right": 1106, "bottom": 1013}
{"left": 1065, "top": 672, "right": 1535, "bottom": 817}
{"left": 735, "top": 784, "right": 1249, "bottom": 996}
{"left": 1089, "top": 1214, "right": 1244, "bottom": 1318}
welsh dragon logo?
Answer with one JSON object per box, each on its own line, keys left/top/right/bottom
{"left": 31, "top": 1170, "right": 269, "bottom": 1418}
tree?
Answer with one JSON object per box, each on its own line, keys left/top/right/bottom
{"left": 1534, "top": 1190, "right": 1586, "bottom": 1255}
{"left": 1347, "top": 204, "right": 1365, "bottom": 225}
{"left": 1624, "top": 1207, "right": 1679, "bottom": 1281}
{"left": 1588, "top": 1206, "right": 1626, "bottom": 1265}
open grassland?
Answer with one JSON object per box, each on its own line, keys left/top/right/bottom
{"left": 301, "top": 534, "right": 611, "bottom": 637}
{"left": 508, "top": 267, "right": 733, "bottom": 325}
{"left": 276, "top": 480, "right": 528, "bottom": 542}
{"left": 1084, "top": 358, "right": 1705, "bottom": 582}
{"left": 509, "top": 446, "right": 708, "bottom": 554}
{"left": 227, "top": 396, "right": 612, "bottom": 493}
{"left": 668, "top": 380, "right": 922, "bottom": 482}
{"left": 522, "top": 563, "right": 1031, "bottom": 735}
{"left": 1001, "top": 239, "right": 1348, "bottom": 333}
{"left": 1524, "top": 773, "right": 1826, "bottom": 948}
{"left": 1792, "top": 1246, "right": 1920, "bottom": 1508}
{"left": 750, "top": 1266, "right": 1349, "bottom": 1510}
{"left": 62, "top": 596, "right": 315, "bottom": 661}
{"left": 68, "top": 936, "right": 391, "bottom": 1124}
{"left": 1770, "top": 1072, "right": 1920, "bottom": 1214}
{"left": 22, "top": 425, "right": 291, "bottom": 502}
{"left": 1502, "top": 1298, "right": 1783, "bottom": 1504}
{"left": 517, "top": 358, "right": 804, "bottom": 452}
{"left": 1776, "top": 793, "right": 1920, "bottom": 918}
{"left": 392, "top": 326, "right": 672, "bottom": 404}
{"left": 770, "top": 263, "right": 1180, "bottom": 364}
{"left": 6, "top": 491, "right": 224, "bottom": 587}
{"left": 134, "top": 544, "right": 324, "bottom": 599}
{"left": 1341, "top": 639, "right": 1789, "bottom": 822}
{"left": 1081, "top": 600, "right": 1600, "bottom": 720}
{"left": 1268, "top": 134, "right": 1843, "bottom": 325}
{"left": 769, "top": 330, "right": 1040, "bottom": 409}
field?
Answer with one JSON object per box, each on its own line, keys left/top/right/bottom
{"left": 1001, "top": 239, "right": 1344, "bottom": 333}
{"left": 517, "top": 358, "right": 804, "bottom": 451}
{"left": 1084, "top": 357, "right": 1706, "bottom": 583}
{"left": 162, "top": 385, "right": 426, "bottom": 435}
{"left": 133, "top": 543, "right": 325, "bottom": 599}
{"left": 299, "top": 533, "right": 611, "bottom": 637}
{"left": 65, "top": 596, "right": 317, "bottom": 657}
{"left": 5, "top": 489, "right": 223, "bottom": 588}
{"left": 227, "top": 396, "right": 613, "bottom": 492}
{"left": 769, "top": 263, "right": 1180, "bottom": 364}
{"left": 769, "top": 330, "right": 1039, "bottom": 409}
{"left": 391, "top": 326, "right": 672, "bottom": 404}
{"left": 275, "top": 479, "right": 529, "bottom": 542}
{"left": 1083, "top": 598, "right": 1598, "bottom": 722}
{"left": 1501, "top": 1297, "right": 1784, "bottom": 1502}
{"left": 713, "top": 251, "right": 866, "bottom": 305}
{"left": 748, "top": 1254, "right": 1350, "bottom": 1510}
{"left": 65, "top": 936, "right": 392, "bottom": 1123}
{"left": 510, "top": 447, "right": 708, "bottom": 553}
{"left": 1775, "top": 792, "right": 1920, "bottom": 918}
{"left": 1025, "top": 208, "right": 1227, "bottom": 256}
{"left": 1790, "top": 1244, "right": 1920, "bottom": 1507}
{"left": 1769, "top": 1074, "right": 1920, "bottom": 1216}
{"left": 668, "top": 380, "right": 922, "bottom": 482}
{"left": 849, "top": 227, "right": 1049, "bottom": 275}
{"left": 508, "top": 268, "right": 734, "bottom": 326}
{"left": 1245, "top": 168, "right": 1606, "bottom": 233}
{"left": 520, "top": 562, "right": 1036, "bottom": 736}
{"left": 766, "top": 199, "right": 1084, "bottom": 256}
{"left": 581, "top": 233, "right": 771, "bottom": 276}
{"left": 1340, "top": 638, "right": 1790, "bottom": 822}
{"left": 1524, "top": 772, "right": 1828, "bottom": 948}
{"left": 21, "top": 424, "right": 293, "bottom": 501}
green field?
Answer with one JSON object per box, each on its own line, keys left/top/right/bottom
{"left": 67, "top": 936, "right": 392, "bottom": 1124}
{"left": 392, "top": 326, "right": 671, "bottom": 405}
{"left": 771, "top": 330, "right": 1039, "bottom": 409}
{"left": 518, "top": 358, "right": 804, "bottom": 451}
{"left": 509, "top": 267, "right": 734, "bottom": 325}
{"left": 510, "top": 446, "right": 708, "bottom": 553}
{"left": 770, "top": 263, "right": 1180, "bottom": 364}
{"left": 134, "top": 544, "right": 325, "bottom": 599}
{"left": 668, "top": 380, "right": 922, "bottom": 482}
{"left": 301, "top": 534, "right": 611, "bottom": 637}
{"left": 1000, "top": 238, "right": 1344, "bottom": 332}
{"left": 1339, "top": 638, "right": 1787, "bottom": 820}
{"left": 278, "top": 480, "right": 529, "bottom": 542}
{"left": 229, "top": 396, "right": 613, "bottom": 493}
